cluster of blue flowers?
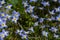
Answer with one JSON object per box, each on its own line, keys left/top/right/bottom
{"left": 0, "top": 0, "right": 20, "bottom": 40}
{"left": 1, "top": 0, "right": 60, "bottom": 40}
{"left": 16, "top": 27, "right": 34, "bottom": 40}
{"left": 0, "top": 29, "right": 9, "bottom": 40}
{"left": 16, "top": 29, "right": 29, "bottom": 40}
{"left": 21, "top": 0, "right": 60, "bottom": 40}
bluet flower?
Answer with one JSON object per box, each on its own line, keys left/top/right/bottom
{"left": 0, "top": 29, "right": 9, "bottom": 39}
{"left": 12, "top": 10, "right": 20, "bottom": 17}
{"left": 49, "top": 27, "right": 58, "bottom": 33}
{"left": 42, "top": 31, "right": 48, "bottom": 37}
{"left": 34, "top": 22, "right": 38, "bottom": 26}
{"left": 5, "top": 4, "right": 12, "bottom": 9}
{"left": 25, "top": 5, "right": 35, "bottom": 13}
{"left": 0, "top": 12, "right": 6, "bottom": 17}
{"left": 28, "top": 27, "right": 34, "bottom": 32}
{"left": 54, "top": 34, "right": 59, "bottom": 38}
{"left": 56, "top": 14, "right": 60, "bottom": 21}
{"left": 30, "top": 0, "right": 37, "bottom": 2}
{"left": 49, "top": 10, "right": 55, "bottom": 15}
{"left": 41, "top": 1, "right": 50, "bottom": 7}
{"left": 0, "top": 0, "right": 5, "bottom": 4}
{"left": 0, "top": 21, "right": 7, "bottom": 28}
{"left": 11, "top": 16, "right": 19, "bottom": 23}
{"left": 52, "top": 0, "right": 57, "bottom": 2}
{"left": 22, "top": 1, "right": 29, "bottom": 7}
{"left": 39, "top": 18, "right": 44, "bottom": 23}
{"left": 16, "top": 29, "right": 28, "bottom": 40}
{"left": 55, "top": 6, "right": 60, "bottom": 12}
{"left": 31, "top": 14, "right": 39, "bottom": 19}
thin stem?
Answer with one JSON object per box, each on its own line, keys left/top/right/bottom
{"left": 18, "top": 22, "right": 24, "bottom": 29}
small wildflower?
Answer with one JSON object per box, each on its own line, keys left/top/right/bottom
{"left": 5, "top": 4, "right": 12, "bottom": 9}
{"left": 5, "top": 14, "right": 11, "bottom": 20}
{"left": 55, "top": 6, "right": 60, "bottom": 12}
{"left": 54, "top": 34, "right": 59, "bottom": 38}
{"left": 22, "top": 1, "right": 29, "bottom": 7}
{"left": 52, "top": 0, "right": 57, "bottom": 2}
{"left": 34, "top": 22, "right": 38, "bottom": 26}
{"left": 0, "top": 21, "right": 7, "bottom": 28}
{"left": 0, "top": 4, "right": 2, "bottom": 8}
{"left": 12, "top": 10, "right": 20, "bottom": 17}
{"left": 16, "top": 29, "right": 28, "bottom": 40}
{"left": 30, "top": 0, "right": 37, "bottom": 2}
{"left": 11, "top": 16, "right": 19, "bottom": 23}
{"left": 21, "top": 34, "right": 28, "bottom": 40}
{"left": 31, "top": 14, "right": 39, "bottom": 19}
{"left": 16, "top": 29, "right": 20, "bottom": 33}
{"left": 0, "top": 12, "right": 6, "bottom": 17}
{"left": 50, "top": 16, "right": 55, "bottom": 20}
{"left": 49, "top": 27, "right": 58, "bottom": 33}
{"left": 58, "top": 0, "right": 60, "bottom": 3}
{"left": 0, "top": 29, "right": 9, "bottom": 39}
{"left": 25, "top": 5, "right": 35, "bottom": 13}
{"left": 39, "top": 18, "right": 44, "bottom": 23}
{"left": 41, "top": 1, "right": 50, "bottom": 7}
{"left": 28, "top": 27, "right": 34, "bottom": 32}
{"left": 56, "top": 14, "right": 60, "bottom": 21}
{"left": 42, "top": 31, "right": 48, "bottom": 37}
{"left": 47, "top": 18, "right": 52, "bottom": 21}
{"left": 1, "top": 0, "right": 5, "bottom": 4}
{"left": 49, "top": 10, "right": 55, "bottom": 15}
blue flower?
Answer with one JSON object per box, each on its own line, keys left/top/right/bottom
{"left": 0, "top": 12, "right": 6, "bottom": 18}
{"left": 30, "top": 0, "right": 37, "bottom": 2}
{"left": 16, "top": 29, "right": 28, "bottom": 40}
{"left": 11, "top": 16, "right": 19, "bottom": 23}
{"left": 41, "top": 1, "right": 50, "bottom": 7}
{"left": 28, "top": 27, "right": 34, "bottom": 32}
{"left": 58, "top": 0, "right": 60, "bottom": 3}
{"left": 42, "top": 31, "right": 48, "bottom": 37}
{"left": 5, "top": 4, "right": 12, "bottom": 9}
{"left": 0, "top": 4, "right": 2, "bottom": 8}
{"left": 56, "top": 14, "right": 60, "bottom": 21}
{"left": 33, "top": 22, "right": 38, "bottom": 26}
{"left": 49, "top": 27, "right": 58, "bottom": 33}
{"left": 50, "top": 16, "right": 55, "bottom": 20}
{"left": 12, "top": 10, "right": 20, "bottom": 17}
{"left": 49, "top": 10, "right": 55, "bottom": 15}
{"left": 0, "top": 29, "right": 9, "bottom": 39}
{"left": 0, "top": 21, "right": 7, "bottom": 28}
{"left": 11, "top": 10, "right": 20, "bottom": 23}
{"left": 5, "top": 14, "right": 11, "bottom": 20}
{"left": 31, "top": 14, "right": 39, "bottom": 19}
{"left": 25, "top": 5, "right": 35, "bottom": 13}
{"left": 0, "top": 0, "right": 5, "bottom": 4}
{"left": 22, "top": 1, "right": 29, "bottom": 7}
{"left": 55, "top": 6, "right": 60, "bottom": 12}
{"left": 0, "top": 37, "right": 4, "bottom": 40}
{"left": 2, "top": 29, "right": 9, "bottom": 36}
{"left": 0, "top": 18, "right": 2, "bottom": 23}
{"left": 52, "top": 0, "right": 57, "bottom": 2}
{"left": 38, "top": 18, "right": 45, "bottom": 23}
{"left": 0, "top": 0, "right": 5, "bottom": 8}
{"left": 21, "top": 34, "right": 28, "bottom": 40}
{"left": 54, "top": 34, "right": 59, "bottom": 38}
{"left": 16, "top": 29, "right": 20, "bottom": 34}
